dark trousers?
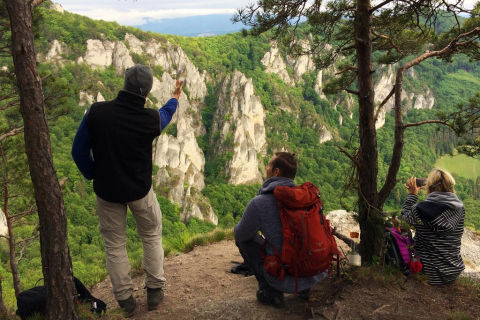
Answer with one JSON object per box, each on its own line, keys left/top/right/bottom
{"left": 236, "top": 240, "right": 282, "bottom": 295}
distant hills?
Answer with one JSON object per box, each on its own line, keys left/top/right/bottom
{"left": 135, "top": 14, "right": 247, "bottom": 37}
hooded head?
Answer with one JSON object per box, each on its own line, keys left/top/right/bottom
{"left": 123, "top": 65, "right": 153, "bottom": 97}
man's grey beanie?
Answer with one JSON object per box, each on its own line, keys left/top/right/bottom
{"left": 124, "top": 65, "right": 153, "bottom": 97}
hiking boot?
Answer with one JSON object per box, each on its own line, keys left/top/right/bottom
{"left": 256, "top": 289, "right": 285, "bottom": 308}
{"left": 118, "top": 295, "right": 136, "bottom": 318}
{"left": 147, "top": 287, "right": 164, "bottom": 311}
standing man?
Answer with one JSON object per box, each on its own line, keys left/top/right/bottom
{"left": 234, "top": 152, "right": 328, "bottom": 308}
{"left": 72, "top": 64, "right": 183, "bottom": 317}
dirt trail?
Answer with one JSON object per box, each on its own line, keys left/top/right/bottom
{"left": 92, "top": 240, "right": 311, "bottom": 319}
{"left": 92, "top": 240, "right": 480, "bottom": 320}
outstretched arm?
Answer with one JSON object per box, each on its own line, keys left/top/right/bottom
{"left": 159, "top": 80, "right": 183, "bottom": 131}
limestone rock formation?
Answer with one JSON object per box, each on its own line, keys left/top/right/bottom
{"left": 44, "top": 40, "right": 68, "bottom": 65}
{"left": 0, "top": 209, "right": 7, "bottom": 237}
{"left": 314, "top": 70, "right": 327, "bottom": 99}
{"left": 261, "top": 42, "right": 293, "bottom": 85}
{"left": 125, "top": 33, "right": 207, "bottom": 100}
{"left": 79, "top": 91, "right": 94, "bottom": 107}
{"left": 51, "top": 2, "right": 64, "bottom": 13}
{"left": 461, "top": 228, "right": 480, "bottom": 278}
{"left": 212, "top": 70, "right": 267, "bottom": 185}
{"left": 374, "top": 64, "right": 436, "bottom": 129}
{"left": 152, "top": 73, "right": 216, "bottom": 224}
{"left": 84, "top": 39, "right": 115, "bottom": 69}
{"left": 319, "top": 126, "right": 333, "bottom": 144}
{"left": 287, "top": 40, "right": 316, "bottom": 80}
{"left": 112, "top": 41, "right": 135, "bottom": 75}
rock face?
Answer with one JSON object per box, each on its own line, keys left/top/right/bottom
{"left": 314, "top": 70, "right": 326, "bottom": 99}
{"left": 261, "top": 43, "right": 293, "bottom": 85}
{"left": 148, "top": 70, "right": 214, "bottom": 224}
{"left": 0, "top": 209, "right": 7, "bottom": 237}
{"left": 261, "top": 40, "right": 317, "bottom": 85}
{"left": 287, "top": 40, "right": 316, "bottom": 80}
{"left": 78, "top": 91, "right": 95, "bottom": 107}
{"left": 45, "top": 40, "right": 68, "bottom": 65}
{"left": 212, "top": 70, "right": 267, "bottom": 185}
{"left": 125, "top": 33, "right": 207, "bottom": 100}
{"left": 51, "top": 2, "right": 64, "bottom": 13}
{"left": 84, "top": 39, "right": 116, "bottom": 69}
{"left": 319, "top": 126, "right": 333, "bottom": 144}
{"left": 374, "top": 64, "right": 436, "bottom": 129}
{"left": 461, "top": 229, "right": 480, "bottom": 278}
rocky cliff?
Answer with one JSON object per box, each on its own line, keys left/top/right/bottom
{"left": 40, "top": 27, "right": 440, "bottom": 224}
{"left": 0, "top": 209, "right": 7, "bottom": 237}
{"left": 374, "top": 64, "right": 435, "bottom": 129}
{"left": 212, "top": 70, "right": 267, "bottom": 185}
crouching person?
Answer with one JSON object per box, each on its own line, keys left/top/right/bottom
{"left": 402, "top": 169, "right": 465, "bottom": 285}
{"left": 234, "top": 152, "right": 335, "bottom": 308}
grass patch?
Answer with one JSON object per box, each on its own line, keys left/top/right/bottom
{"left": 435, "top": 152, "right": 480, "bottom": 180}
{"left": 183, "top": 228, "right": 234, "bottom": 253}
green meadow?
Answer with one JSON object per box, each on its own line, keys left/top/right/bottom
{"left": 434, "top": 152, "right": 480, "bottom": 180}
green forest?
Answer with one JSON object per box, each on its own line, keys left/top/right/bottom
{"left": 1, "top": 1, "right": 480, "bottom": 312}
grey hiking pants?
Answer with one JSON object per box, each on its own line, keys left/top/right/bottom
{"left": 97, "top": 187, "right": 166, "bottom": 301}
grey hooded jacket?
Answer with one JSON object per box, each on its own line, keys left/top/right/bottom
{"left": 234, "top": 177, "right": 327, "bottom": 293}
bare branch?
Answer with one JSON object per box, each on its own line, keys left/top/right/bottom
{"left": 403, "top": 120, "right": 450, "bottom": 128}
{"left": 335, "top": 65, "right": 358, "bottom": 76}
{"left": 0, "top": 127, "right": 24, "bottom": 143}
{"left": 374, "top": 86, "right": 395, "bottom": 122}
{"left": 16, "top": 235, "right": 38, "bottom": 263}
{"left": 10, "top": 206, "right": 37, "bottom": 224}
{"left": 345, "top": 88, "right": 359, "bottom": 95}
{"left": 371, "top": 29, "right": 404, "bottom": 55}
{"left": 369, "top": 0, "right": 395, "bottom": 13}
{"left": 337, "top": 145, "right": 359, "bottom": 168}
{"left": 401, "top": 27, "right": 480, "bottom": 71}
{"left": 0, "top": 99, "right": 20, "bottom": 111}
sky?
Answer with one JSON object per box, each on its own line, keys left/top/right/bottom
{"left": 54, "top": 0, "right": 479, "bottom": 27}
{"left": 54, "top": 0, "right": 252, "bottom": 26}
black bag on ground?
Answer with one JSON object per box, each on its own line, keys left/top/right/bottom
{"left": 16, "top": 277, "right": 106, "bottom": 319}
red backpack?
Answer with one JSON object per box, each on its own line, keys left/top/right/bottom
{"left": 262, "top": 182, "right": 340, "bottom": 286}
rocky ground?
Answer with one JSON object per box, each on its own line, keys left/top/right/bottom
{"left": 92, "top": 240, "right": 480, "bottom": 320}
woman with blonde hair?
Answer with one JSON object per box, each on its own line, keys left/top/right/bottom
{"left": 402, "top": 168, "right": 465, "bottom": 285}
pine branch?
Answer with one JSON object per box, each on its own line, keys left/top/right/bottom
{"left": 0, "top": 127, "right": 24, "bottom": 143}
{"left": 403, "top": 120, "right": 450, "bottom": 128}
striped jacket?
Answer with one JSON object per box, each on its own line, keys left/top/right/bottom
{"left": 401, "top": 193, "right": 465, "bottom": 285}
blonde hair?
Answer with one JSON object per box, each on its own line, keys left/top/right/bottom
{"left": 426, "top": 169, "right": 455, "bottom": 194}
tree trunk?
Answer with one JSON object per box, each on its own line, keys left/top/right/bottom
{"left": 5, "top": 1, "right": 78, "bottom": 319}
{"left": 355, "top": 0, "right": 383, "bottom": 263}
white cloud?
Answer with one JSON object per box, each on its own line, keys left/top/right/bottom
{"left": 71, "top": 8, "right": 237, "bottom": 25}
{"left": 54, "top": 0, "right": 248, "bottom": 25}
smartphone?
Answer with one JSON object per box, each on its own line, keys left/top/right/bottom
{"left": 416, "top": 178, "right": 427, "bottom": 187}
